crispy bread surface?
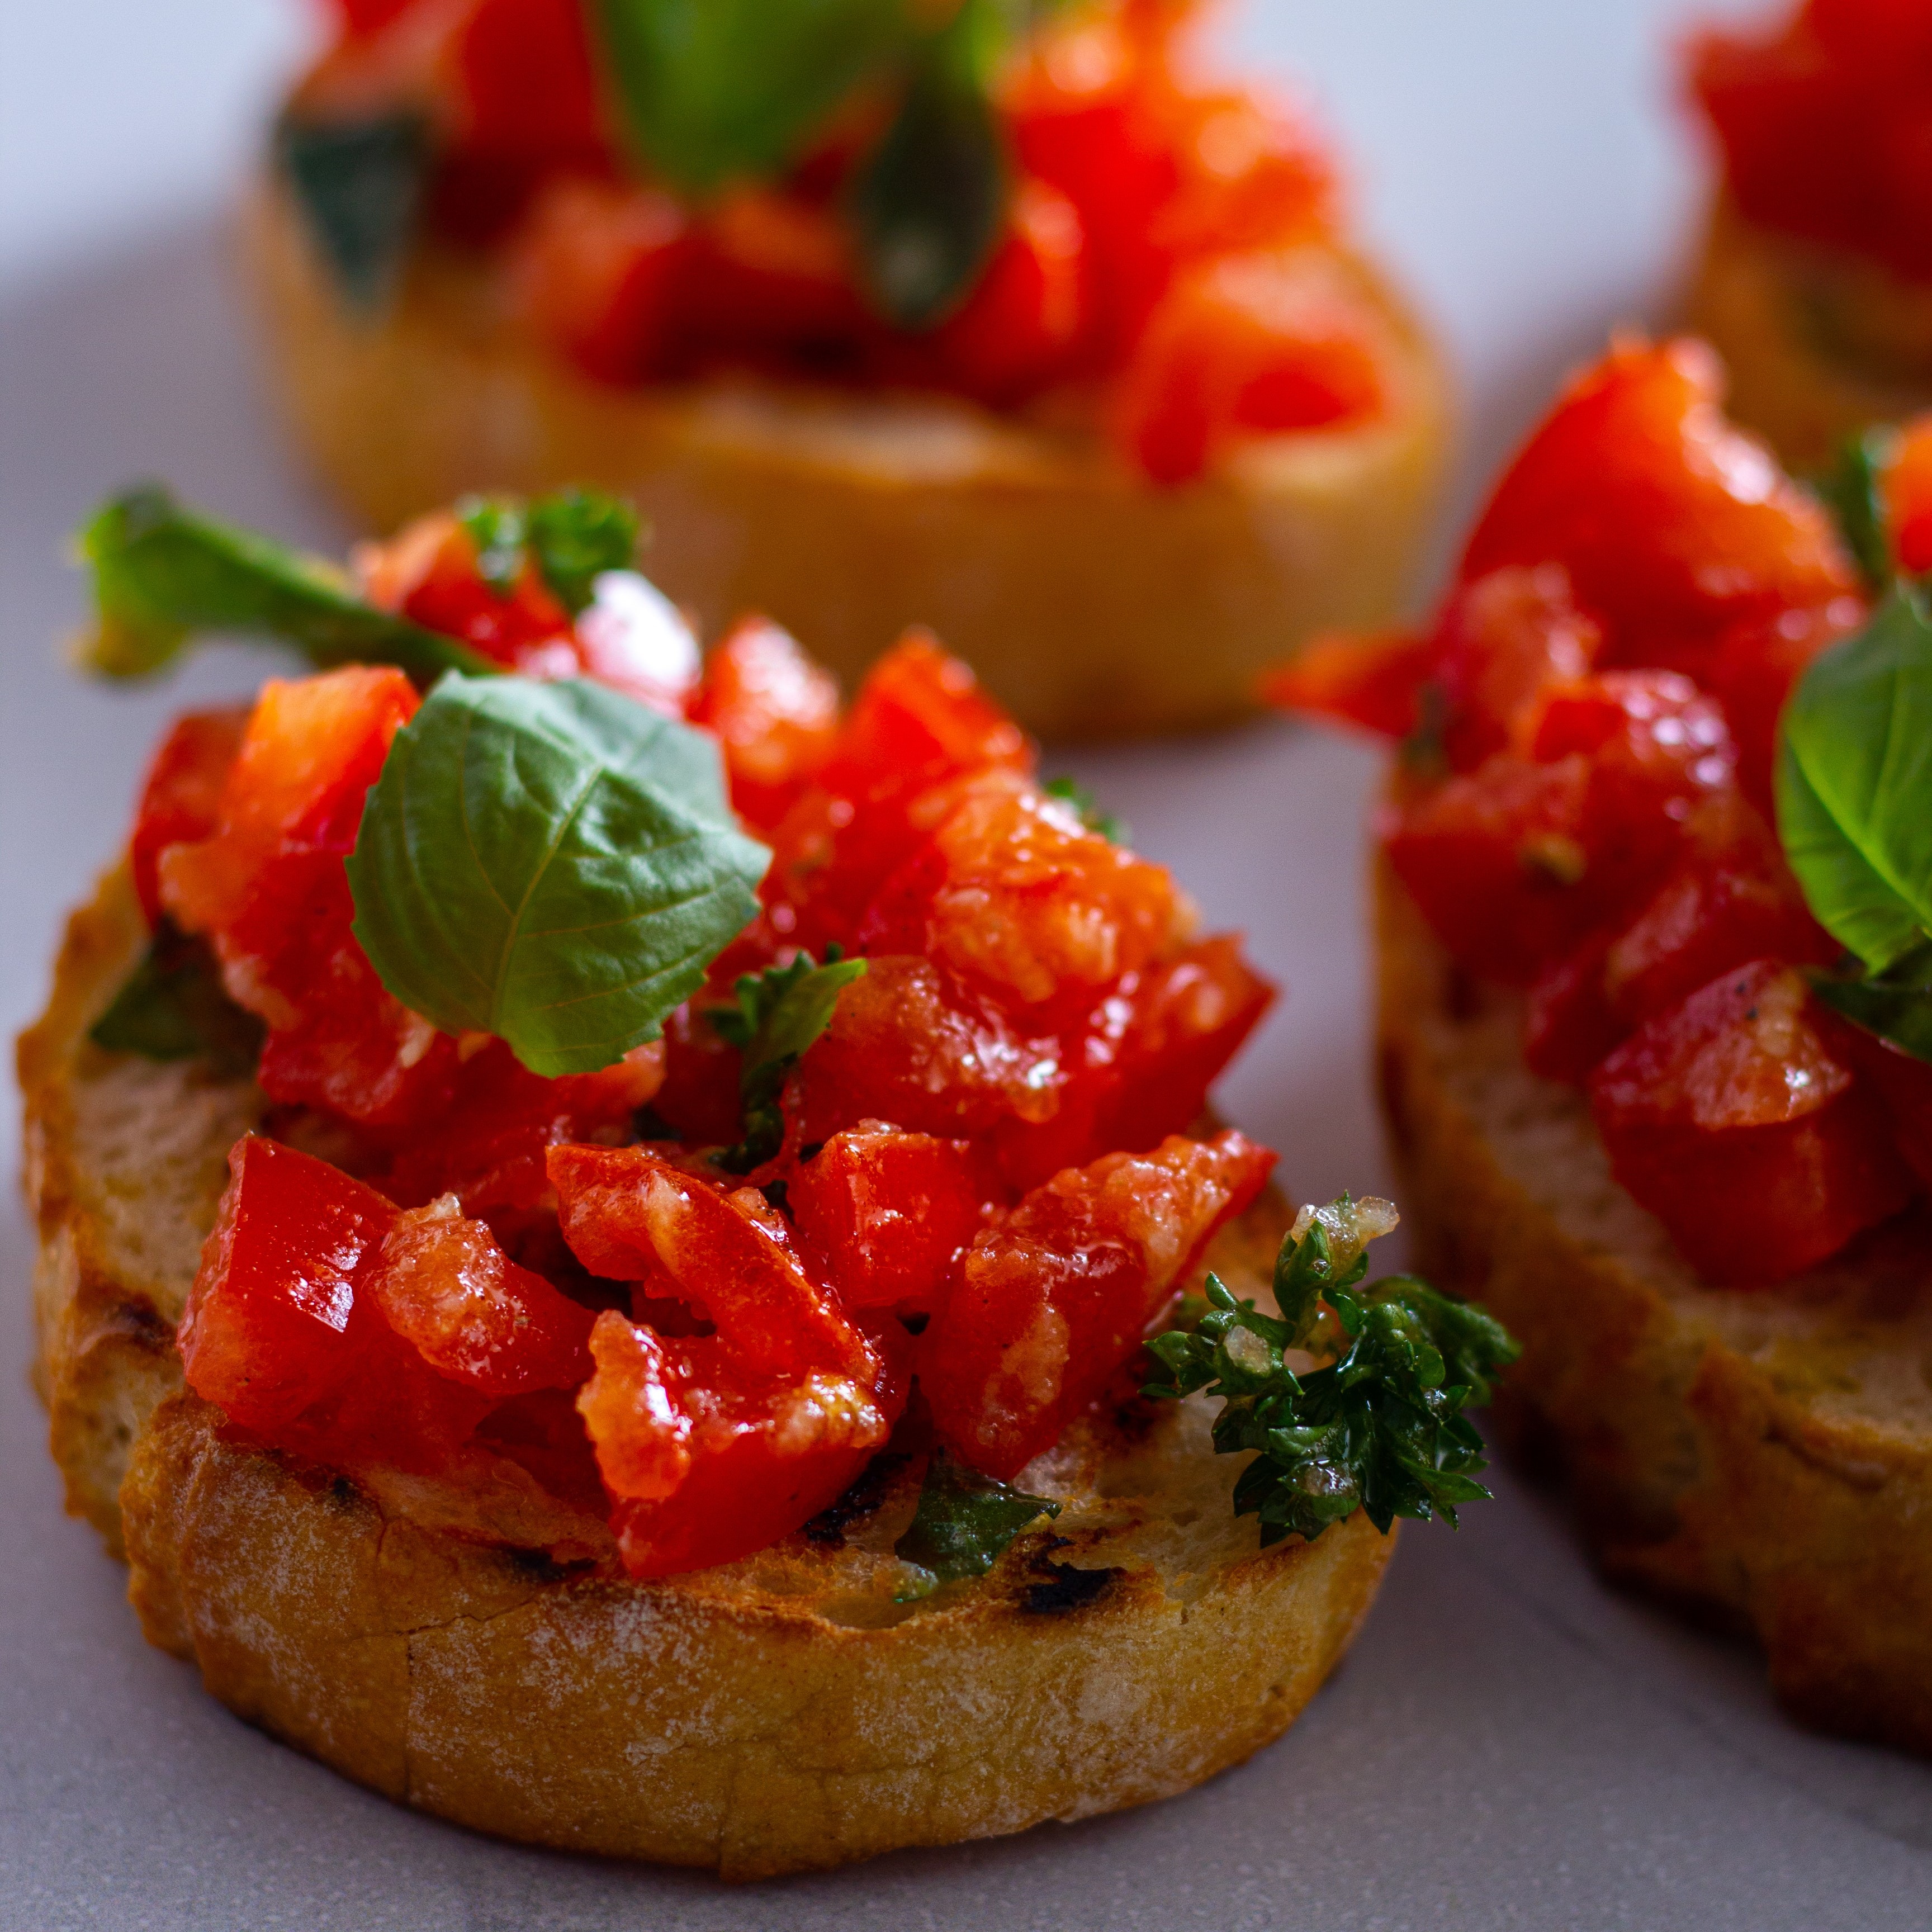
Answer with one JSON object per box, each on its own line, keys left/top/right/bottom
{"left": 1687, "top": 193, "right": 1932, "bottom": 470}
{"left": 1376, "top": 863, "right": 1932, "bottom": 1753}
{"left": 20, "top": 869, "right": 1393, "bottom": 1875}
{"left": 244, "top": 178, "right": 1450, "bottom": 742}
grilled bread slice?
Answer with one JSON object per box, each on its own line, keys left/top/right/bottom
{"left": 1687, "top": 193, "right": 1932, "bottom": 471}
{"left": 19, "top": 866, "right": 1393, "bottom": 1877}
{"left": 1375, "top": 863, "right": 1932, "bottom": 1753}
{"left": 244, "top": 178, "right": 1449, "bottom": 742}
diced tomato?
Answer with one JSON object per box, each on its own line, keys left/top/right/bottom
{"left": 1523, "top": 933, "right": 1626, "bottom": 1086}
{"left": 1459, "top": 340, "right": 1859, "bottom": 677}
{"left": 1433, "top": 566, "right": 1603, "bottom": 773}
{"left": 1884, "top": 411, "right": 1932, "bottom": 574}
{"left": 1383, "top": 755, "right": 1595, "bottom": 986}
{"left": 507, "top": 175, "right": 690, "bottom": 385}
{"left": 127, "top": 707, "right": 249, "bottom": 926}
{"left": 788, "top": 1124, "right": 989, "bottom": 1312}
{"left": 687, "top": 616, "right": 840, "bottom": 836}
{"left": 362, "top": 1194, "right": 594, "bottom": 1394}
{"left": 1821, "top": 1015, "right": 1932, "bottom": 1191}
{"left": 356, "top": 509, "right": 576, "bottom": 671}
{"left": 1114, "top": 248, "right": 1386, "bottom": 485}
{"left": 783, "top": 955, "right": 1066, "bottom": 1161}
{"left": 1149, "top": 84, "right": 1337, "bottom": 260}
{"left": 1589, "top": 961, "right": 1912, "bottom": 1283}
{"left": 919, "top": 1128, "right": 1273, "bottom": 1480}
{"left": 550, "top": 1145, "right": 904, "bottom": 1576}
{"left": 1258, "top": 628, "right": 1437, "bottom": 740}
{"left": 858, "top": 776, "right": 1183, "bottom": 1016}
{"left": 765, "top": 634, "right": 1030, "bottom": 956}
{"left": 931, "top": 178, "right": 1088, "bottom": 405}
{"left": 450, "top": 0, "right": 606, "bottom": 165}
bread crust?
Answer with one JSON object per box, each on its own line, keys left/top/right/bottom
{"left": 243, "top": 178, "right": 1450, "bottom": 741}
{"left": 1375, "top": 861, "right": 1932, "bottom": 1752}
{"left": 20, "top": 869, "right": 1394, "bottom": 1874}
{"left": 1686, "top": 193, "right": 1932, "bottom": 470}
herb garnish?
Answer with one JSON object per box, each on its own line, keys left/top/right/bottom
{"left": 348, "top": 674, "right": 769, "bottom": 1078}
{"left": 274, "top": 106, "right": 433, "bottom": 313}
{"left": 1813, "top": 427, "right": 1900, "bottom": 591}
{"left": 76, "top": 486, "right": 490, "bottom": 686}
{"left": 1777, "top": 584, "right": 1932, "bottom": 1063}
{"left": 1043, "top": 775, "right": 1128, "bottom": 845}
{"left": 1145, "top": 1196, "right": 1519, "bottom": 1546}
{"left": 456, "top": 489, "right": 642, "bottom": 616}
{"left": 88, "top": 924, "right": 265, "bottom": 1078}
{"left": 709, "top": 948, "right": 869, "bottom": 1170}
{"left": 893, "top": 1449, "right": 1060, "bottom": 1590}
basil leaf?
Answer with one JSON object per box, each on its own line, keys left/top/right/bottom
{"left": 456, "top": 489, "right": 643, "bottom": 616}
{"left": 77, "top": 486, "right": 491, "bottom": 686}
{"left": 1813, "top": 427, "right": 1900, "bottom": 591}
{"left": 1810, "top": 944, "right": 1932, "bottom": 1065}
{"left": 347, "top": 675, "right": 769, "bottom": 1077}
{"left": 851, "top": 41, "right": 1006, "bottom": 328}
{"left": 274, "top": 106, "right": 433, "bottom": 312}
{"left": 1777, "top": 586, "right": 1932, "bottom": 976}
{"left": 89, "top": 926, "right": 265, "bottom": 1079}
{"left": 711, "top": 949, "right": 868, "bottom": 1171}
{"left": 894, "top": 1450, "right": 1060, "bottom": 1585}
{"left": 589, "top": 0, "right": 913, "bottom": 197}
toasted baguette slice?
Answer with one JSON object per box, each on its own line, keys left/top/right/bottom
{"left": 243, "top": 178, "right": 1450, "bottom": 742}
{"left": 18, "top": 868, "right": 1393, "bottom": 1877}
{"left": 1375, "top": 864, "right": 1932, "bottom": 1753}
{"left": 1686, "top": 193, "right": 1932, "bottom": 470}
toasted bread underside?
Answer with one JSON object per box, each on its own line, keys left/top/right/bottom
{"left": 244, "top": 178, "right": 1450, "bottom": 742}
{"left": 1376, "top": 865, "right": 1932, "bottom": 1753}
{"left": 1687, "top": 193, "right": 1932, "bottom": 471}
{"left": 18, "top": 868, "right": 1393, "bottom": 1877}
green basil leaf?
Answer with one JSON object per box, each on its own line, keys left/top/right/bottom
{"left": 274, "top": 106, "right": 434, "bottom": 312}
{"left": 347, "top": 675, "right": 769, "bottom": 1077}
{"left": 850, "top": 49, "right": 1006, "bottom": 328}
{"left": 1809, "top": 944, "right": 1932, "bottom": 1065}
{"left": 76, "top": 485, "right": 492, "bottom": 685}
{"left": 456, "top": 489, "right": 643, "bottom": 616}
{"left": 89, "top": 925, "right": 265, "bottom": 1079}
{"left": 893, "top": 1449, "right": 1060, "bottom": 1586}
{"left": 1812, "top": 427, "right": 1900, "bottom": 592}
{"left": 1777, "top": 586, "right": 1932, "bottom": 975}
{"left": 710, "top": 949, "right": 868, "bottom": 1171}
{"left": 589, "top": 0, "right": 914, "bottom": 197}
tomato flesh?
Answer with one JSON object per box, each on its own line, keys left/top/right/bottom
{"left": 919, "top": 1128, "right": 1273, "bottom": 1480}
{"left": 1589, "top": 963, "right": 1911, "bottom": 1284}
{"left": 128, "top": 707, "right": 249, "bottom": 925}
{"left": 686, "top": 616, "right": 840, "bottom": 836}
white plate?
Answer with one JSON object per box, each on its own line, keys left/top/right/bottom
{"left": 2, "top": 4, "right": 1928, "bottom": 1926}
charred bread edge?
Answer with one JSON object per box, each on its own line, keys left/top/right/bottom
{"left": 1375, "top": 855, "right": 1932, "bottom": 1753}
{"left": 20, "top": 866, "right": 1393, "bottom": 1875}
{"left": 243, "top": 175, "right": 1451, "bottom": 742}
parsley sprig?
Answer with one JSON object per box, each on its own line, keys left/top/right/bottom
{"left": 1145, "top": 1196, "right": 1520, "bottom": 1546}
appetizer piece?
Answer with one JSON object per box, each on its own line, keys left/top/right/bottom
{"left": 21, "top": 485, "right": 1510, "bottom": 1873}
{"left": 1272, "top": 339, "right": 1932, "bottom": 1753}
{"left": 1687, "top": 0, "right": 1932, "bottom": 465}
{"left": 249, "top": 0, "right": 1447, "bottom": 738}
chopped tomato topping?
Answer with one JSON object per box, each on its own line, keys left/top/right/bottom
{"left": 1589, "top": 963, "right": 1911, "bottom": 1284}
{"left": 1257, "top": 629, "right": 1438, "bottom": 740}
{"left": 686, "top": 616, "right": 840, "bottom": 836}
{"left": 127, "top": 706, "right": 248, "bottom": 926}
{"left": 1460, "top": 340, "right": 1857, "bottom": 679}
{"left": 550, "top": 1144, "right": 905, "bottom": 1576}
{"left": 919, "top": 1129, "right": 1273, "bottom": 1480}
{"left": 1883, "top": 412, "right": 1932, "bottom": 572}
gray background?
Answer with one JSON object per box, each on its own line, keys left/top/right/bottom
{"left": 3, "top": 3, "right": 1929, "bottom": 1926}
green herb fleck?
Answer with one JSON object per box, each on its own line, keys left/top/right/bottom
{"left": 89, "top": 925, "right": 265, "bottom": 1079}
{"left": 893, "top": 1448, "right": 1060, "bottom": 1589}
{"left": 1043, "top": 775, "right": 1127, "bottom": 844}
{"left": 274, "top": 106, "right": 433, "bottom": 312}
{"left": 1144, "top": 1196, "right": 1520, "bottom": 1546}
{"left": 710, "top": 948, "right": 868, "bottom": 1171}
{"left": 456, "top": 489, "right": 643, "bottom": 615}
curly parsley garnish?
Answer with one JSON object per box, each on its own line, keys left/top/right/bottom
{"left": 1145, "top": 1196, "right": 1521, "bottom": 1546}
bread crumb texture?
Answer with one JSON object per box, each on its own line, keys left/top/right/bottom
{"left": 20, "top": 870, "right": 1391, "bottom": 1873}
{"left": 1377, "top": 862, "right": 1932, "bottom": 1753}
